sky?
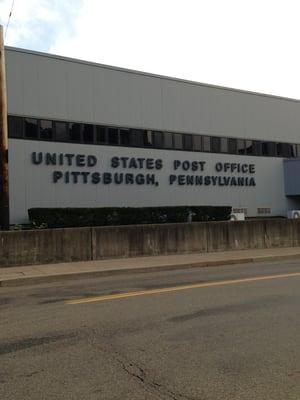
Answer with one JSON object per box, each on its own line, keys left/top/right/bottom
{"left": 1, "top": 0, "right": 300, "bottom": 99}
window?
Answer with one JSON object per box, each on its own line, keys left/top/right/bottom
{"left": 291, "top": 144, "right": 297, "bottom": 158}
{"left": 237, "top": 139, "right": 245, "bottom": 154}
{"left": 129, "top": 129, "right": 144, "bottom": 146}
{"left": 8, "top": 116, "right": 23, "bottom": 138}
{"left": 163, "top": 133, "right": 173, "bottom": 148}
{"left": 39, "top": 120, "right": 53, "bottom": 140}
{"left": 143, "top": 130, "right": 153, "bottom": 147}
{"left": 277, "top": 143, "right": 292, "bottom": 158}
{"left": 82, "top": 124, "right": 94, "bottom": 143}
{"left": 153, "top": 131, "right": 163, "bottom": 148}
{"left": 203, "top": 136, "right": 211, "bottom": 152}
{"left": 183, "top": 134, "right": 193, "bottom": 151}
{"left": 54, "top": 121, "right": 68, "bottom": 141}
{"left": 24, "top": 118, "right": 38, "bottom": 138}
{"left": 96, "top": 126, "right": 106, "bottom": 143}
{"left": 252, "top": 141, "right": 262, "bottom": 156}
{"left": 69, "top": 123, "right": 81, "bottom": 142}
{"left": 108, "top": 127, "right": 119, "bottom": 145}
{"left": 245, "top": 140, "right": 253, "bottom": 155}
{"left": 173, "top": 133, "right": 183, "bottom": 149}
{"left": 220, "top": 137, "right": 228, "bottom": 153}
{"left": 262, "top": 142, "right": 276, "bottom": 156}
{"left": 120, "top": 129, "right": 130, "bottom": 145}
{"left": 193, "top": 135, "right": 202, "bottom": 151}
{"left": 211, "top": 137, "right": 221, "bottom": 153}
{"left": 228, "top": 138, "right": 237, "bottom": 154}
{"left": 8, "top": 115, "right": 300, "bottom": 159}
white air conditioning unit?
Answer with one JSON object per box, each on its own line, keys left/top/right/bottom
{"left": 287, "top": 210, "right": 300, "bottom": 219}
{"left": 230, "top": 212, "right": 245, "bottom": 221}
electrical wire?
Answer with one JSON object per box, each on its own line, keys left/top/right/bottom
{"left": 4, "top": 0, "right": 15, "bottom": 39}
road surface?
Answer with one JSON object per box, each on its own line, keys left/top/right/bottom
{"left": 1, "top": 259, "right": 300, "bottom": 399}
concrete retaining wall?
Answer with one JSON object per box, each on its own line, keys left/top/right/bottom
{"left": 1, "top": 219, "right": 300, "bottom": 267}
{"left": 0, "top": 228, "right": 92, "bottom": 267}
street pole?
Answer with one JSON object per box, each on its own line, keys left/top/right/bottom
{"left": 0, "top": 25, "right": 9, "bottom": 229}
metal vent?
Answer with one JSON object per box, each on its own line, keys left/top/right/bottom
{"left": 257, "top": 207, "right": 271, "bottom": 215}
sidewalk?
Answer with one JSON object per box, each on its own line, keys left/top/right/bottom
{"left": 1, "top": 247, "right": 300, "bottom": 287}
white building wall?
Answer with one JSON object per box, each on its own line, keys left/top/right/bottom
{"left": 9, "top": 139, "right": 286, "bottom": 224}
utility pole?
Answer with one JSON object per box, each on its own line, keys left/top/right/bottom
{"left": 0, "top": 25, "right": 9, "bottom": 229}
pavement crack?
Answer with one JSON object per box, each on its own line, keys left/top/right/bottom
{"left": 118, "top": 359, "right": 146, "bottom": 383}
{"left": 91, "top": 339, "right": 200, "bottom": 400}
{"left": 19, "top": 371, "right": 41, "bottom": 378}
{"left": 114, "top": 353, "right": 196, "bottom": 400}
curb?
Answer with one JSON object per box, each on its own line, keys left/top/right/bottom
{"left": 1, "top": 253, "right": 300, "bottom": 287}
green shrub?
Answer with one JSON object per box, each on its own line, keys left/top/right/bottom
{"left": 28, "top": 206, "right": 231, "bottom": 228}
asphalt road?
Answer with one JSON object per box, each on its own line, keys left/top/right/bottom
{"left": 0, "top": 259, "right": 300, "bottom": 400}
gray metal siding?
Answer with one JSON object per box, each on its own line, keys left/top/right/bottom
{"left": 5, "top": 47, "right": 300, "bottom": 143}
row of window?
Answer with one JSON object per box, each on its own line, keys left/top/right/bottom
{"left": 8, "top": 115, "right": 300, "bottom": 158}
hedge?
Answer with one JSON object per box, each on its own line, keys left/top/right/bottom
{"left": 28, "top": 206, "right": 231, "bottom": 228}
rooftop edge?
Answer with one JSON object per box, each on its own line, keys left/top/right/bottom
{"left": 5, "top": 45, "right": 300, "bottom": 105}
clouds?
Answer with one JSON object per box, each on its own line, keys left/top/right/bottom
{"left": 1, "top": 0, "right": 300, "bottom": 99}
{"left": 0, "top": 0, "right": 81, "bottom": 50}
{"left": 49, "top": 0, "right": 300, "bottom": 99}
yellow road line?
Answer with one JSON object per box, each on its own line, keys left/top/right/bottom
{"left": 66, "top": 271, "right": 300, "bottom": 305}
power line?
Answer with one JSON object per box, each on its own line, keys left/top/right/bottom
{"left": 4, "top": 0, "right": 15, "bottom": 39}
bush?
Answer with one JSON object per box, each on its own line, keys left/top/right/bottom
{"left": 28, "top": 206, "right": 231, "bottom": 228}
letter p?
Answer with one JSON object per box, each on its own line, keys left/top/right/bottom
{"left": 53, "top": 171, "right": 63, "bottom": 183}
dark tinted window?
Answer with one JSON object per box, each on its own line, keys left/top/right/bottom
{"left": 40, "top": 120, "right": 53, "bottom": 140}
{"left": 284, "top": 144, "right": 292, "bottom": 158}
{"left": 237, "top": 139, "right": 245, "bottom": 154}
{"left": 54, "top": 121, "right": 68, "bottom": 141}
{"left": 69, "top": 123, "right": 82, "bottom": 142}
{"left": 211, "top": 137, "right": 221, "bottom": 153}
{"left": 8, "top": 116, "right": 23, "bottom": 138}
{"left": 130, "top": 129, "right": 144, "bottom": 146}
{"left": 291, "top": 144, "right": 297, "bottom": 158}
{"left": 245, "top": 140, "right": 253, "bottom": 155}
{"left": 143, "top": 130, "right": 153, "bottom": 147}
{"left": 262, "top": 142, "right": 276, "bottom": 156}
{"left": 183, "top": 134, "right": 193, "bottom": 151}
{"left": 252, "top": 141, "right": 262, "bottom": 156}
{"left": 24, "top": 118, "right": 38, "bottom": 138}
{"left": 96, "top": 126, "right": 106, "bottom": 143}
{"left": 108, "top": 127, "right": 119, "bottom": 145}
{"left": 163, "top": 133, "right": 173, "bottom": 148}
{"left": 220, "top": 137, "right": 228, "bottom": 153}
{"left": 153, "top": 131, "right": 163, "bottom": 148}
{"left": 83, "top": 124, "right": 94, "bottom": 143}
{"left": 173, "top": 133, "right": 183, "bottom": 149}
{"left": 277, "top": 142, "right": 292, "bottom": 158}
{"left": 9, "top": 115, "right": 299, "bottom": 159}
{"left": 203, "top": 136, "right": 211, "bottom": 152}
{"left": 228, "top": 138, "right": 237, "bottom": 154}
{"left": 120, "top": 129, "right": 130, "bottom": 145}
{"left": 193, "top": 135, "right": 202, "bottom": 151}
